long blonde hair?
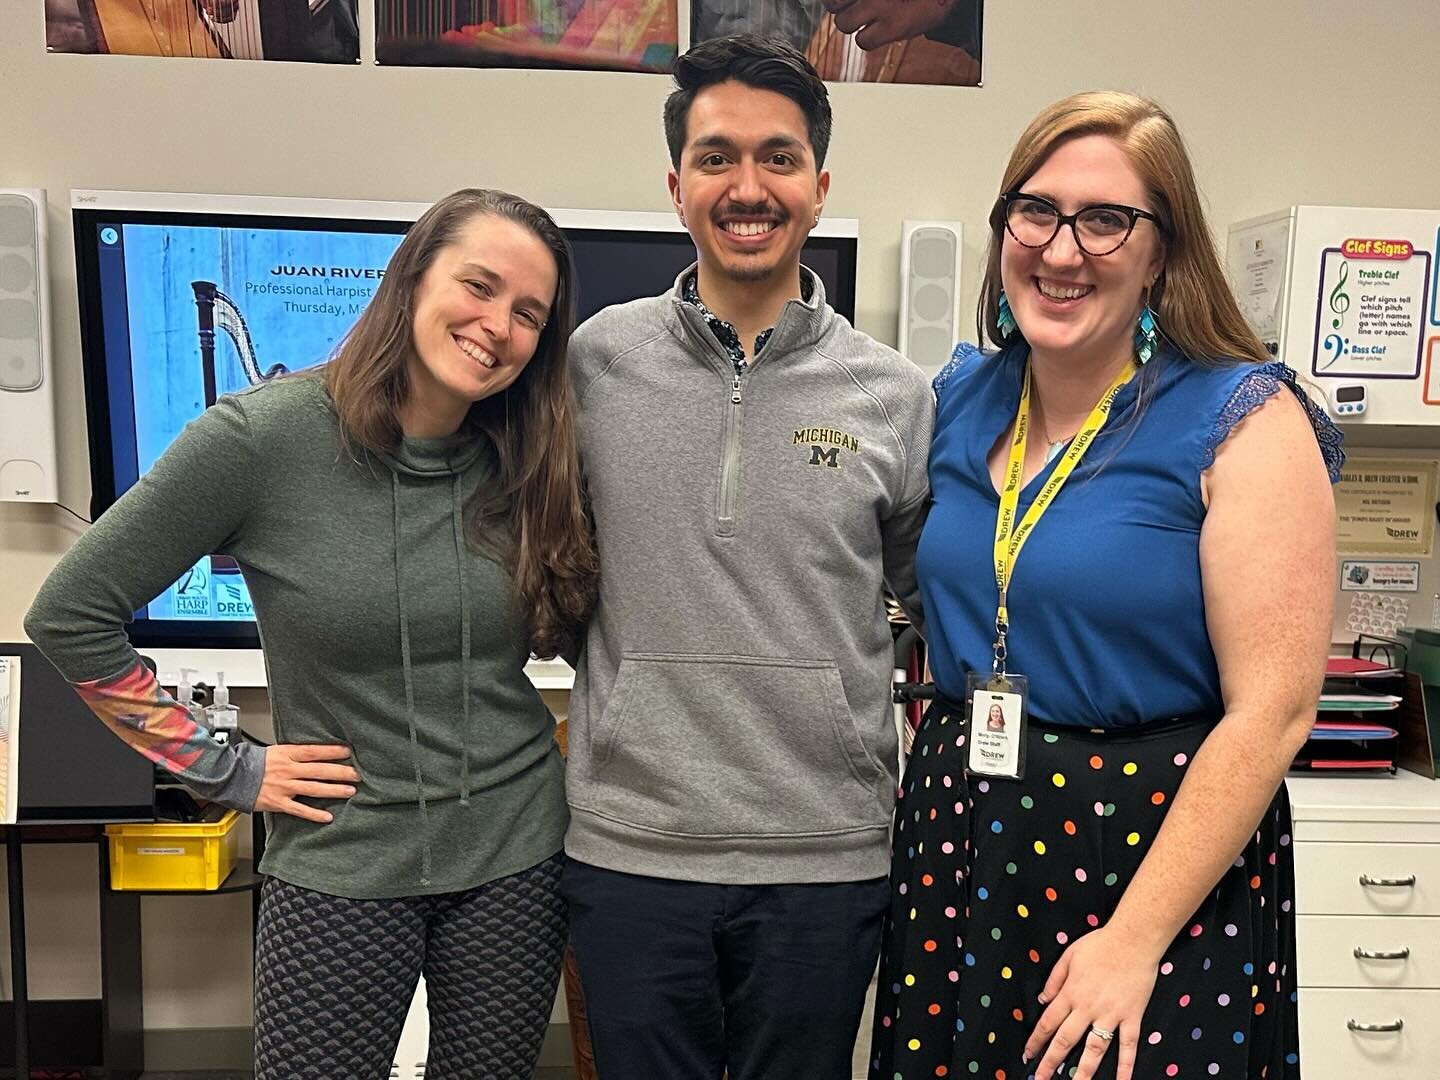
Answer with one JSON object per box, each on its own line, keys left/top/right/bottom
{"left": 978, "top": 91, "right": 1267, "bottom": 366}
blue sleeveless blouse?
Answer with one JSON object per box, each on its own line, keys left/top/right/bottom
{"left": 916, "top": 342, "right": 1343, "bottom": 728}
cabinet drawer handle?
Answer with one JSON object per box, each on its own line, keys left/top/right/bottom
{"left": 1358, "top": 874, "right": 1417, "bottom": 888}
{"left": 1347, "top": 1019, "right": 1404, "bottom": 1033}
{"left": 1353, "top": 946, "right": 1410, "bottom": 960}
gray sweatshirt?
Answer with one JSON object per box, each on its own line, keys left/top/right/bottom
{"left": 566, "top": 266, "right": 934, "bottom": 885}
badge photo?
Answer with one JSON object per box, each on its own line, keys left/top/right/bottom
{"left": 964, "top": 671, "right": 1028, "bottom": 780}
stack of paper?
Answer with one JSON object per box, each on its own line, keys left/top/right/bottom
{"left": 1325, "top": 657, "right": 1403, "bottom": 679}
{"left": 1318, "top": 691, "right": 1404, "bottom": 712}
{"left": 1293, "top": 662, "right": 1404, "bottom": 774}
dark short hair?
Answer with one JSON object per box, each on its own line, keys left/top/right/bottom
{"left": 663, "top": 33, "right": 832, "bottom": 170}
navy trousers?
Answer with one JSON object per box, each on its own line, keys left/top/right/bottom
{"left": 562, "top": 859, "right": 889, "bottom": 1080}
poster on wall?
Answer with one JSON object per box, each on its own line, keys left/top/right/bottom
{"left": 44, "top": 0, "right": 359, "bottom": 62}
{"left": 691, "top": 0, "right": 982, "bottom": 86}
{"left": 1226, "top": 214, "right": 1291, "bottom": 344}
{"left": 1334, "top": 457, "right": 1438, "bottom": 556}
{"left": 1339, "top": 560, "right": 1422, "bottom": 593}
{"left": 375, "top": 0, "right": 678, "bottom": 71}
{"left": 1311, "top": 237, "right": 1431, "bottom": 380}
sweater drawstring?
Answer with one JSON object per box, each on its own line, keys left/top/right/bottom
{"left": 394, "top": 472, "right": 432, "bottom": 887}
{"left": 451, "top": 474, "right": 473, "bottom": 807}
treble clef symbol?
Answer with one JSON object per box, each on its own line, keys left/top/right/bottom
{"left": 1328, "top": 260, "right": 1350, "bottom": 329}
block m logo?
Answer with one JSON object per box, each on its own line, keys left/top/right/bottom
{"left": 808, "top": 445, "right": 841, "bottom": 468}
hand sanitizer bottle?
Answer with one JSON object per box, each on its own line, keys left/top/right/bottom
{"left": 205, "top": 671, "right": 240, "bottom": 747}
{"left": 176, "top": 668, "right": 211, "bottom": 731}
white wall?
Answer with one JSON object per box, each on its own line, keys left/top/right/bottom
{"left": 2, "top": 0, "right": 1439, "bottom": 1034}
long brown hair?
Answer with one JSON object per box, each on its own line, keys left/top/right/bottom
{"left": 977, "top": 91, "right": 1268, "bottom": 367}
{"left": 324, "top": 188, "right": 597, "bottom": 658}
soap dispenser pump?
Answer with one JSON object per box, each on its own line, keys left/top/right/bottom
{"left": 205, "top": 671, "right": 240, "bottom": 745}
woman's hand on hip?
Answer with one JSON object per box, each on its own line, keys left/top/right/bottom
{"left": 1023, "top": 925, "right": 1161, "bottom": 1080}
{"left": 254, "top": 744, "right": 359, "bottom": 823}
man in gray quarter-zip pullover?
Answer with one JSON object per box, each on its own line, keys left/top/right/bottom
{"left": 560, "top": 34, "right": 935, "bottom": 1080}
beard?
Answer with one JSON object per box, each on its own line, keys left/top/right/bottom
{"left": 721, "top": 257, "right": 781, "bottom": 284}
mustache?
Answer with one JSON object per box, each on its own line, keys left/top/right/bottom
{"left": 716, "top": 202, "right": 786, "bottom": 221}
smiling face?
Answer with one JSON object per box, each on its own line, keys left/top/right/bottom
{"left": 404, "top": 212, "right": 558, "bottom": 436}
{"left": 668, "top": 79, "right": 829, "bottom": 286}
{"left": 1000, "top": 134, "right": 1166, "bottom": 369}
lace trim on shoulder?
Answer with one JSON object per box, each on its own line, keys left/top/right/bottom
{"left": 1202, "top": 361, "right": 1345, "bottom": 482}
{"left": 933, "top": 341, "right": 988, "bottom": 395}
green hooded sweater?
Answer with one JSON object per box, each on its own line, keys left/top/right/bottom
{"left": 25, "top": 375, "right": 566, "bottom": 898}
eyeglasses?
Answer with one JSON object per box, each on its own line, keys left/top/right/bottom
{"left": 998, "top": 192, "right": 1164, "bottom": 257}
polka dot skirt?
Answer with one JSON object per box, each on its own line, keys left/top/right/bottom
{"left": 869, "top": 700, "right": 1300, "bottom": 1080}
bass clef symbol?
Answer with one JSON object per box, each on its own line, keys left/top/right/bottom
{"left": 1320, "top": 334, "right": 1346, "bottom": 370}
{"left": 1328, "top": 260, "right": 1350, "bottom": 329}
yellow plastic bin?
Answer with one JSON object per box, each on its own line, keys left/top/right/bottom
{"left": 105, "top": 809, "right": 241, "bottom": 891}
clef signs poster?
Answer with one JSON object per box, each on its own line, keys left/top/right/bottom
{"left": 1313, "top": 238, "right": 1431, "bottom": 380}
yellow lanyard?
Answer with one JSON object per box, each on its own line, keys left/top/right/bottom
{"left": 991, "top": 356, "right": 1138, "bottom": 672}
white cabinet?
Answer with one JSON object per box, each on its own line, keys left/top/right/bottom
{"left": 1289, "top": 772, "right": 1440, "bottom": 1080}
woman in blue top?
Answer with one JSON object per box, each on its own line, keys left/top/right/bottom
{"left": 870, "top": 92, "right": 1341, "bottom": 1080}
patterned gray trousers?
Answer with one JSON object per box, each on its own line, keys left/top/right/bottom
{"left": 253, "top": 854, "right": 566, "bottom": 1080}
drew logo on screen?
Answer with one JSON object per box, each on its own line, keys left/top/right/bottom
{"left": 210, "top": 558, "right": 254, "bottom": 617}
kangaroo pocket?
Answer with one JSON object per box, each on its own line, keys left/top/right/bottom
{"left": 582, "top": 652, "right": 889, "bottom": 839}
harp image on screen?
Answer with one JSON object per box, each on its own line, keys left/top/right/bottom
{"left": 191, "top": 280, "right": 290, "bottom": 408}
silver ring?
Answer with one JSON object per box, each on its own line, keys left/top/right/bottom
{"left": 1089, "top": 1025, "right": 1116, "bottom": 1042}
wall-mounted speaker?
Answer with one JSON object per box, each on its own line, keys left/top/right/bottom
{"left": 0, "top": 188, "right": 58, "bottom": 503}
{"left": 898, "top": 220, "right": 964, "bottom": 375}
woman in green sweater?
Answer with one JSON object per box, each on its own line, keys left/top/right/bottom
{"left": 26, "top": 189, "right": 597, "bottom": 1079}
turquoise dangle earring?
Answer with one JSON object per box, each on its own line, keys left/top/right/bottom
{"left": 1134, "top": 286, "right": 1159, "bottom": 364}
{"left": 996, "top": 289, "right": 1018, "bottom": 340}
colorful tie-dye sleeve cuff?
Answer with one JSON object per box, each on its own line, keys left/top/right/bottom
{"left": 73, "top": 657, "right": 265, "bottom": 809}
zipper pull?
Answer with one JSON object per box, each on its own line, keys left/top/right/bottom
{"left": 731, "top": 372, "right": 743, "bottom": 404}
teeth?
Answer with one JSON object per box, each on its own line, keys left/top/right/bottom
{"left": 456, "top": 337, "right": 496, "bottom": 368}
{"left": 724, "top": 221, "right": 775, "bottom": 237}
{"left": 1038, "top": 281, "right": 1091, "bottom": 301}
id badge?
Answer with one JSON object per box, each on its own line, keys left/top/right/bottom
{"left": 965, "top": 670, "right": 1029, "bottom": 780}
